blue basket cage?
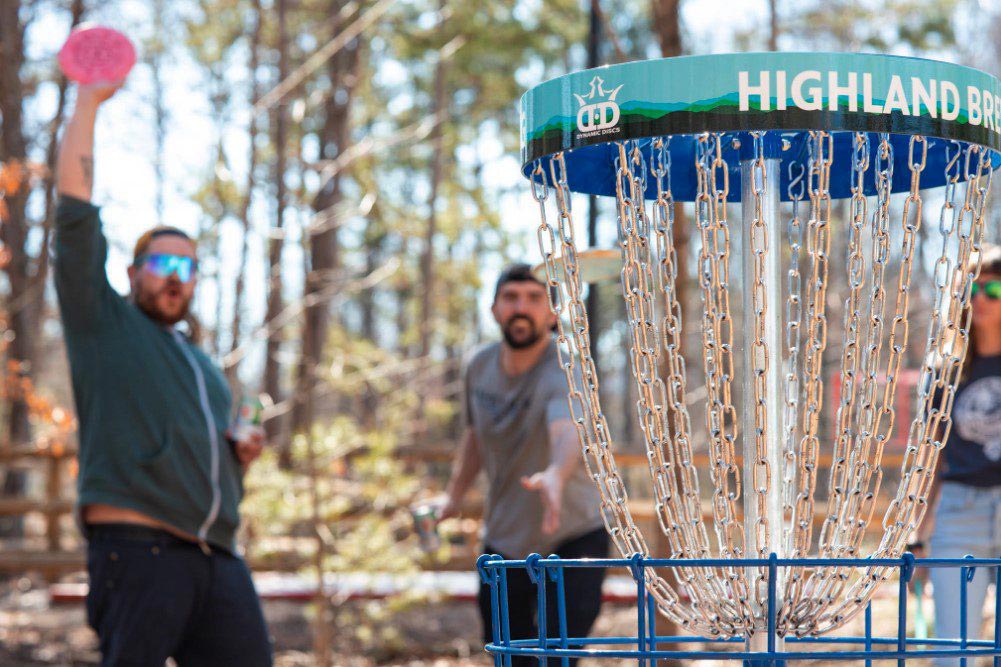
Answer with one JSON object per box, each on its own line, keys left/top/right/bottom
{"left": 477, "top": 553, "right": 1001, "bottom": 666}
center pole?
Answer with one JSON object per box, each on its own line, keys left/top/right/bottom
{"left": 740, "top": 155, "right": 786, "bottom": 666}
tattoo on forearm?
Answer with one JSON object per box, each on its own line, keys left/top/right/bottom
{"left": 80, "top": 155, "right": 94, "bottom": 190}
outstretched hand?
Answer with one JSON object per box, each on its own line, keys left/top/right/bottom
{"left": 521, "top": 466, "right": 565, "bottom": 535}
{"left": 437, "top": 494, "right": 460, "bottom": 523}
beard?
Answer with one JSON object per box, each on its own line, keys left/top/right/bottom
{"left": 501, "top": 314, "right": 544, "bottom": 349}
{"left": 135, "top": 283, "right": 192, "bottom": 326}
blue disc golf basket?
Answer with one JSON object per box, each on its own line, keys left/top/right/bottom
{"left": 499, "top": 52, "right": 1001, "bottom": 666}
{"left": 478, "top": 554, "right": 1001, "bottom": 665}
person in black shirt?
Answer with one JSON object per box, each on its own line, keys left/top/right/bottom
{"left": 912, "top": 243, "right": 1001, "bottom": 667}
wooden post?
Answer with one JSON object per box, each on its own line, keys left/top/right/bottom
{"left": 46, "top": 455, "right": 62, "bottom": 552}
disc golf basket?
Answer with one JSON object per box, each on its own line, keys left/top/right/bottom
{"left": 479, "top": 52, "right": 1001, "bottom": 664}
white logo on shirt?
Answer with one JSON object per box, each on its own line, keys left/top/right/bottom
{"left": 954, "top": 376, "right": 1001, "bottom": 461}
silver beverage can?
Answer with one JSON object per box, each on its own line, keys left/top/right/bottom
{"left": 412, "top": 504, "right": 441, "bottom": 552}
{"left": 232, "top": 395, "right": 264, "bottom": 442}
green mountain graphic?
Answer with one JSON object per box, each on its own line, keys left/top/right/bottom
{"left": 526, "top": 92, "right": 976, "bottom": 142}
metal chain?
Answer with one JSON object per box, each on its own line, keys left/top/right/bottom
{"left": 804, "top": 134, "right": 887, "bottom": 633}
{"left": 617, "top": 141, "right": 689, "bottom": 561}
{"left": 780, "top": 157, "right": 808, "bottom": 618}
{"left": 781, "top": 159, "right": 806, "bottom": 551}
{"left": 841, "top": 136, "right": 925, "bottom": 556}
{"left": 820, "top": 133, "right": 872, "bottom": 564}
{"left": 781, "top": 132, "right": 833, "bottom": 632}
{"left": 532, "top": 159, "right": 643, "bottom": 562}
{"left": 694, "top": 133, "right": 756, "bottom": 630}
{"left": 651, "top": 136, "right": 710, "bottom": 572}
{"left": 799, "top": 135, "right": 928, "bottom": 634}
{"left": 746, "top": 132, "right": 775, "bottom": 617}
{"left": 648, "top": 138, "right": 744, "bottom": 626}
{"left": 616, "top": 140, "right": 737, "bottom": 632}
{"left": 812, "top": 144, "right": 993, "bottom": 634}
{"left": 532, "top": 154, "right": 707, "bottom": 633}
{"left": 833, "top": 135, "right": 899, "bottom": 556}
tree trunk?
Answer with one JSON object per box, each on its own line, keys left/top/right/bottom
{"left": 0, "top": 0, "right": 33, "bottom": 436}
{"left": 470, "top": 161, "right": 485, "bottom": 344}
{"left": 226, "top": 0, "right": 263, "bottom": 389}
{"left": 650, "top": 0, "right": 682, "bottom": 58}
{"left": 209, "top": 139, "right": 226, "bottom": 358}
{"left": 395, "top": 180, "right": 416, "bottom": 357}
{"left": 417, "top": 15, "right": 448, "bottom": 430}
{"left": 264, "top": 0, "right": 289, "bottom": 457}
{"left": 359, "top": 221, "right": 382, "bottom": 429}
{"left": 290, "top": 0, "right": 363, "bottom": 437}
{"left": 395, "top": 239, "right": 412, "bottom": 357}
{"left": 34, "top": 1, "right": 85, "bottom": 361}
{"left": 149, "top": 0, "right": 168, "bottom": 226}
{"left": 0, "top": 0, "right": 33, "bottom": 539}
{"left": 359, "top": 234, "right": 380, "bottom": 343}
{"left": 768, "top": 0, "right": 779, "bottom": 51}
{"left": 419, "top": 64, "right": 446, "bottom": 362}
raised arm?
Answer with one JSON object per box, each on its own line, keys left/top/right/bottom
{"left": 54, "top": 82, "right": 123, "bottom": 333}
{"left": 57, "top": 83, "right": 121, "bottom": 200}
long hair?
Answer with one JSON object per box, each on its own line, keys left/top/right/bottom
{"left": 959, "top": 243, "right": 1001, "bottom": 383}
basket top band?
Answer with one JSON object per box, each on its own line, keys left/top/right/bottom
{"left": 520, "top": 52, "right": 1001, "bottom": 200}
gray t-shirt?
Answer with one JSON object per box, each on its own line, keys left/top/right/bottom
{"left": 464, "top": 340, "right": 603, "bottom": 557}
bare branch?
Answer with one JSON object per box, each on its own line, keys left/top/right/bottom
{"left": 252, "top": 0, "right": 395, "bottom": 116}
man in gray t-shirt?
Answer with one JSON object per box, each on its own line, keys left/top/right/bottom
{"left": 440, "top": 263, "right": 607, "bottom": 666}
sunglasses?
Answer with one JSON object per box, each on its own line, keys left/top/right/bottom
{"left": 134, "top": 253, "right": 198, "bottom": 283}
{"left": 971, "top": 280, "right": 1001, "bottom": 300}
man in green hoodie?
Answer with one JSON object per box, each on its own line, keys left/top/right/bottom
{"left": 55, "top": 80, "right": 272, "bottom": 666}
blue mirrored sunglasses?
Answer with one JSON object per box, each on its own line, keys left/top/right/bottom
{"left": 134, "top": 253, "right": 198, "bottom": 283}
{"left": 972, "top": 280, "right": 1001, "bottom": 300}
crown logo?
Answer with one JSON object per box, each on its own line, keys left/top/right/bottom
{"left": 575, "top": 76, "right": 623, "bottom": 133}
{"left": 574, "top": 76, "right": 624, "bottom": 106}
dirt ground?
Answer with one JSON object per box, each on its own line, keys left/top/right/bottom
{"left": 0, "top": 574, "right": 973, "bottom": 667}
{"left": 0, "top": 574, "right": 653, "bottom": 667}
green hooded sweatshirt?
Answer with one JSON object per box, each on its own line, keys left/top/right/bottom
{"left": 54, "top": 195, "right": 243, "bottom": 551}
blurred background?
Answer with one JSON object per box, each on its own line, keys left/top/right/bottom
{"left": 1, "top": 0, "right": 1001, "bottom": 665}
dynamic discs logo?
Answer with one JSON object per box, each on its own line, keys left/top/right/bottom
{"left": 574, "top": 75, "right": 623, "bottom": 137}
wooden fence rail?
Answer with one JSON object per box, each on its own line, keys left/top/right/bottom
{"left": 0, "top": 446, "right": 911, "bottom": 577}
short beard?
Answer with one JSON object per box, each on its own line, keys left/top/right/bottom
{"left": 134, "top": 287, "right": 190, "bottom": 326}
{"left": 501, "top": 316, "right": 543, "bottom": 350}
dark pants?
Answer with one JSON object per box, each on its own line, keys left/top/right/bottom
{"left": 86, "top": 524, "right": 272, "bottom": 667}
{"left": 478, "top": 527, "right": 609, "bottom": 667}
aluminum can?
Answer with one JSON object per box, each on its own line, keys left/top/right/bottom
{"left": 411, "top": 504, "right": 441, "bottom": 552}
{"left": 232, "top": 395, "right": 264, "bottom": 442}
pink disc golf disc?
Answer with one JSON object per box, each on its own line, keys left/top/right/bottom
{"left": 58, "top": 25, "right": 136, "bottom": 84}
